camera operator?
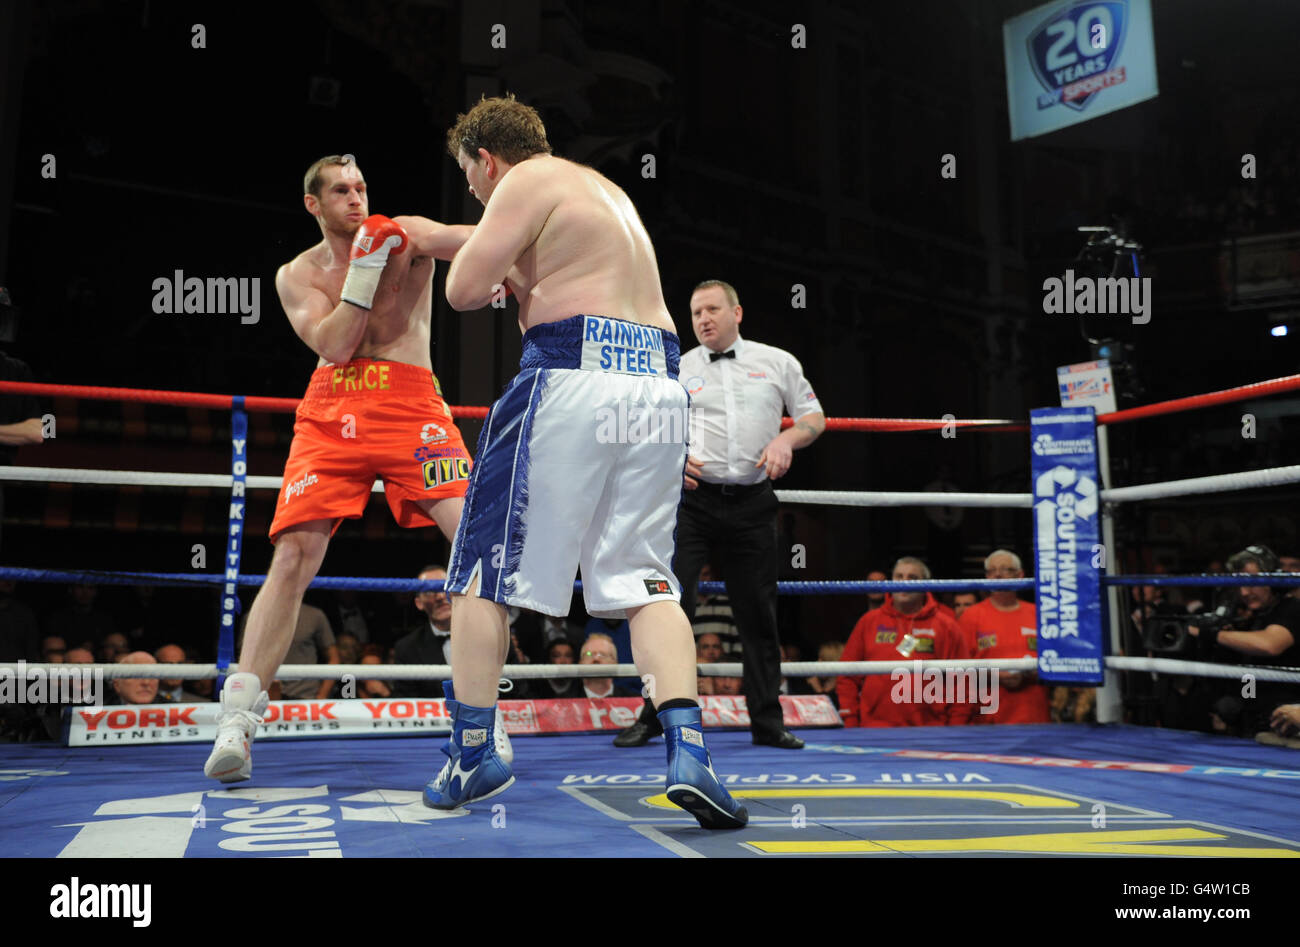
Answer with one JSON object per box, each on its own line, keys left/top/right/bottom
{"left": 1191, "top": 545, "right": 1300, "bottom": 738}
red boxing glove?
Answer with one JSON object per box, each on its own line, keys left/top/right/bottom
{"left": 490, "top": 281, "right": 514, "bottom": 306}
{"left": 340, "top": 215, "right": 408, "bottom": 310}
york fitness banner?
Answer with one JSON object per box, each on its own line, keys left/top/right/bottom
{"left": 1003, "top": 0, "right": 1159, "bottom": 141}
{"left": 64, "top": 694, "right": 842, "bottom": 746}
{"left": 1030, "top": 406, "right": 1105, "bottom": 684}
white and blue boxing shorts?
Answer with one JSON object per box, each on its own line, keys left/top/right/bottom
{"left": 445, "top": 314, "right": 687, "bottom": 619}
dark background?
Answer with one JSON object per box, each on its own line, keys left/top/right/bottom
{"left": 1, "top": 0, "right": 1297, "bottom": 655}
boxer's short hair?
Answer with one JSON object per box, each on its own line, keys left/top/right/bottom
{"left": 692, "top": 280, "right": 740, "bottom": 308}
{"left": 447, "top": 94, "right": 552, "bottom": 165}
{"left": 303, "top": 154, "right": 359, "bottom": 197}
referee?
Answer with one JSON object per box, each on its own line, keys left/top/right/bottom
{"left": 614, "top": 279, "right": 825, "bottom": 749}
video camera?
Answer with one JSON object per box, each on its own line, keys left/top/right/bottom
{"left": 1142, "top": 600, "right": 1239, "bottom": 656}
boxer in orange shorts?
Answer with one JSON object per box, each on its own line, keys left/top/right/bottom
{"left": 205, "top": 154, "right": 476, "bottom": 782}
{"left": 271, "top": 358, "right": 470, "bottom": 537}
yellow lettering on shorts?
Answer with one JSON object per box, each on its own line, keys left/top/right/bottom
{"left": 364, "top": 363, "right": 377, "bottom": 389}
{"left": 423, "top": 455, "right": 471, "bottom": 490}
{"left": 379, "top": 364, "right": 391, "bottom": 390}
{"left": 345, "top": 366, "right": 359, "bottom": 391}
{"left": 332, "top": 368, "right": 344, "bottom": 392}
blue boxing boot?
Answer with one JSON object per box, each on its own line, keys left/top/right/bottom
{"left": 659, "top": 703, "right": 748, "bottom": 829}
{"left": 424, "top": 681, "right": 514, "bottom": 809}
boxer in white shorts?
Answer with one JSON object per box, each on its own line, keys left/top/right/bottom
{"left": 422, "top": 94, "right": 746, "bottom": 829}
{"left": 447, "top": 315, "right": 687, "bottom": 618}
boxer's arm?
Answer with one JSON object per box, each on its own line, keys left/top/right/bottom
{"left": 393, "top": 216, "right": 475, "bottom": 262}
{"left": 0, "top": 417, "right": 43, "bottom": 446}
{"left": 276, "top": 264, "right": 369, "bottom": 365}
{"left": 445, "top": 163, "right": 553, "bottom": 311}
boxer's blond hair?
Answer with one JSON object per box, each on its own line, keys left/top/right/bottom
{"left": 447, "top": 94, "right": 552, "bottom": 165}
{"left": 303, "top": 154, "right": 360, "bottom": 197}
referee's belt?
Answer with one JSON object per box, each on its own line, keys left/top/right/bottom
{"left": 691, "top": 479, "right": 771, "bottom": 498}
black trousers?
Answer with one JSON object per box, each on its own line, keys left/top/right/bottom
{"left": 639, "top": 479, "right": 785, "bottom": 736}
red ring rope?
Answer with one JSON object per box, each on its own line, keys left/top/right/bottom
{"left": 3, "top": 372, "right": 1298, "bottom": 430}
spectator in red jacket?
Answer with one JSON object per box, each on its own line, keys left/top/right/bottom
{"left": 837, "top": 557, "right": 973, "bottom": 727}
{"left": 958, "top": 549, "right": 1048, "bottom": 724}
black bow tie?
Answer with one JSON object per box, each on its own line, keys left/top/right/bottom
{"left": 709, "top": 350, "right": 736, "bottom": 362}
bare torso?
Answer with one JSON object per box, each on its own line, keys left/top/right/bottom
{"left": 502, "top": 157, "right": 675, "bottom": 337}
{"left": 278, "top": 234, "right": 436, "bottom": 369}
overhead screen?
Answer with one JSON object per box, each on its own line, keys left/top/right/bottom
{"left": 1003, "top": 0, "right": 1159, "bottom": 141}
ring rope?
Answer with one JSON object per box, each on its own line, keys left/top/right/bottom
{"left": 0, "top": 380, "right": 489, "bottom": 419}
{"left": 1106, "top": 573, "right": 1300, "bottom": 588}
{"left": 7, "top": 371, "right": 1300, "bottom": 427}
{"left": 0, "top": 659, "right": 1034, "bottom": 680}
{"left": 7, "top": 463, "right": 1297, "bottom": 509}
{"left": 1099, "top": 465, "right": 1300, "bottom": 503}
{"left": 3, "top": 567, "right": 1296, "bottom": 592}
{"left": 774, "top": 489, "right": 1031, "bottom": 508}
{"left": 1096, "top": 373, "right": 1300, "bottom": 426}
{"left": 0, "top": 567, "right": 1037, "bottom": 594}
{"left": 7, "top": 656, "right": 1297, "bottom": 683}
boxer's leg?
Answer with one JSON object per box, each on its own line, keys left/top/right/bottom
{"left": 422, "top": 495, "right": 465, "bottom": 546}
{"left": 206, "top": 520, "right": 332, "bottom": 783}
{"left": 449, "top": 572, "right": 509, "bottom": 707}
{"left": 414, "top": 495, "right": 514, "bottom": 761}
{"left": 234, "top": 520, "right": 332, "bottom": 687}
{"left": 629, "top": 600, "right": 746, "bottom": 829}
{"left": 424, "top": 572, "right": 515, "bottom": 808}
{"left": 627, "top": 600, "right": 697, "bottom": 706}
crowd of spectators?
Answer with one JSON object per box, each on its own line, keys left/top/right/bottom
{"left": 5, "top": 545, "right": 1298, "bottom": 743}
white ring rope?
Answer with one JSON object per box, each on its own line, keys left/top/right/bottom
{"left": 7, "top": 463, "right": 1299, "bottom": 508}
{"left": 1099, "top": 465, "right": 1300, "bottom": 504}
{"left": 0, "top": 660, "right": 1030, "bottom": 680}
{"left": 0, "top": 466, "right": 381, "bottom": 493}
{"left": 1104, "top": 655, "right": 1300, "bottom": 683}
{"left": 6, "top": 656, "right": 1297, "bottom": 683}
{"left": 775, "top": 489, "right": 1031, "bottom": 508}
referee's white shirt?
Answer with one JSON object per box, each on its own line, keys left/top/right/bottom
{"left": 679, "top": 335, "right": 823, "bottom": 486}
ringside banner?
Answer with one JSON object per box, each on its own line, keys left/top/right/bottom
{"left": 65, "top": 694, "right": 841, "bottom": 746}
{"left": 1030, "top": 406, "right": 1105, "bottom": 684}
{"left": 1003, "top": 0, "right": 1158, "bottom": 141}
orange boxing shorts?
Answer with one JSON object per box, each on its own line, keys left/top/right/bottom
{"left": 269, "top": 358, "right": 471, "bottom": 541}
